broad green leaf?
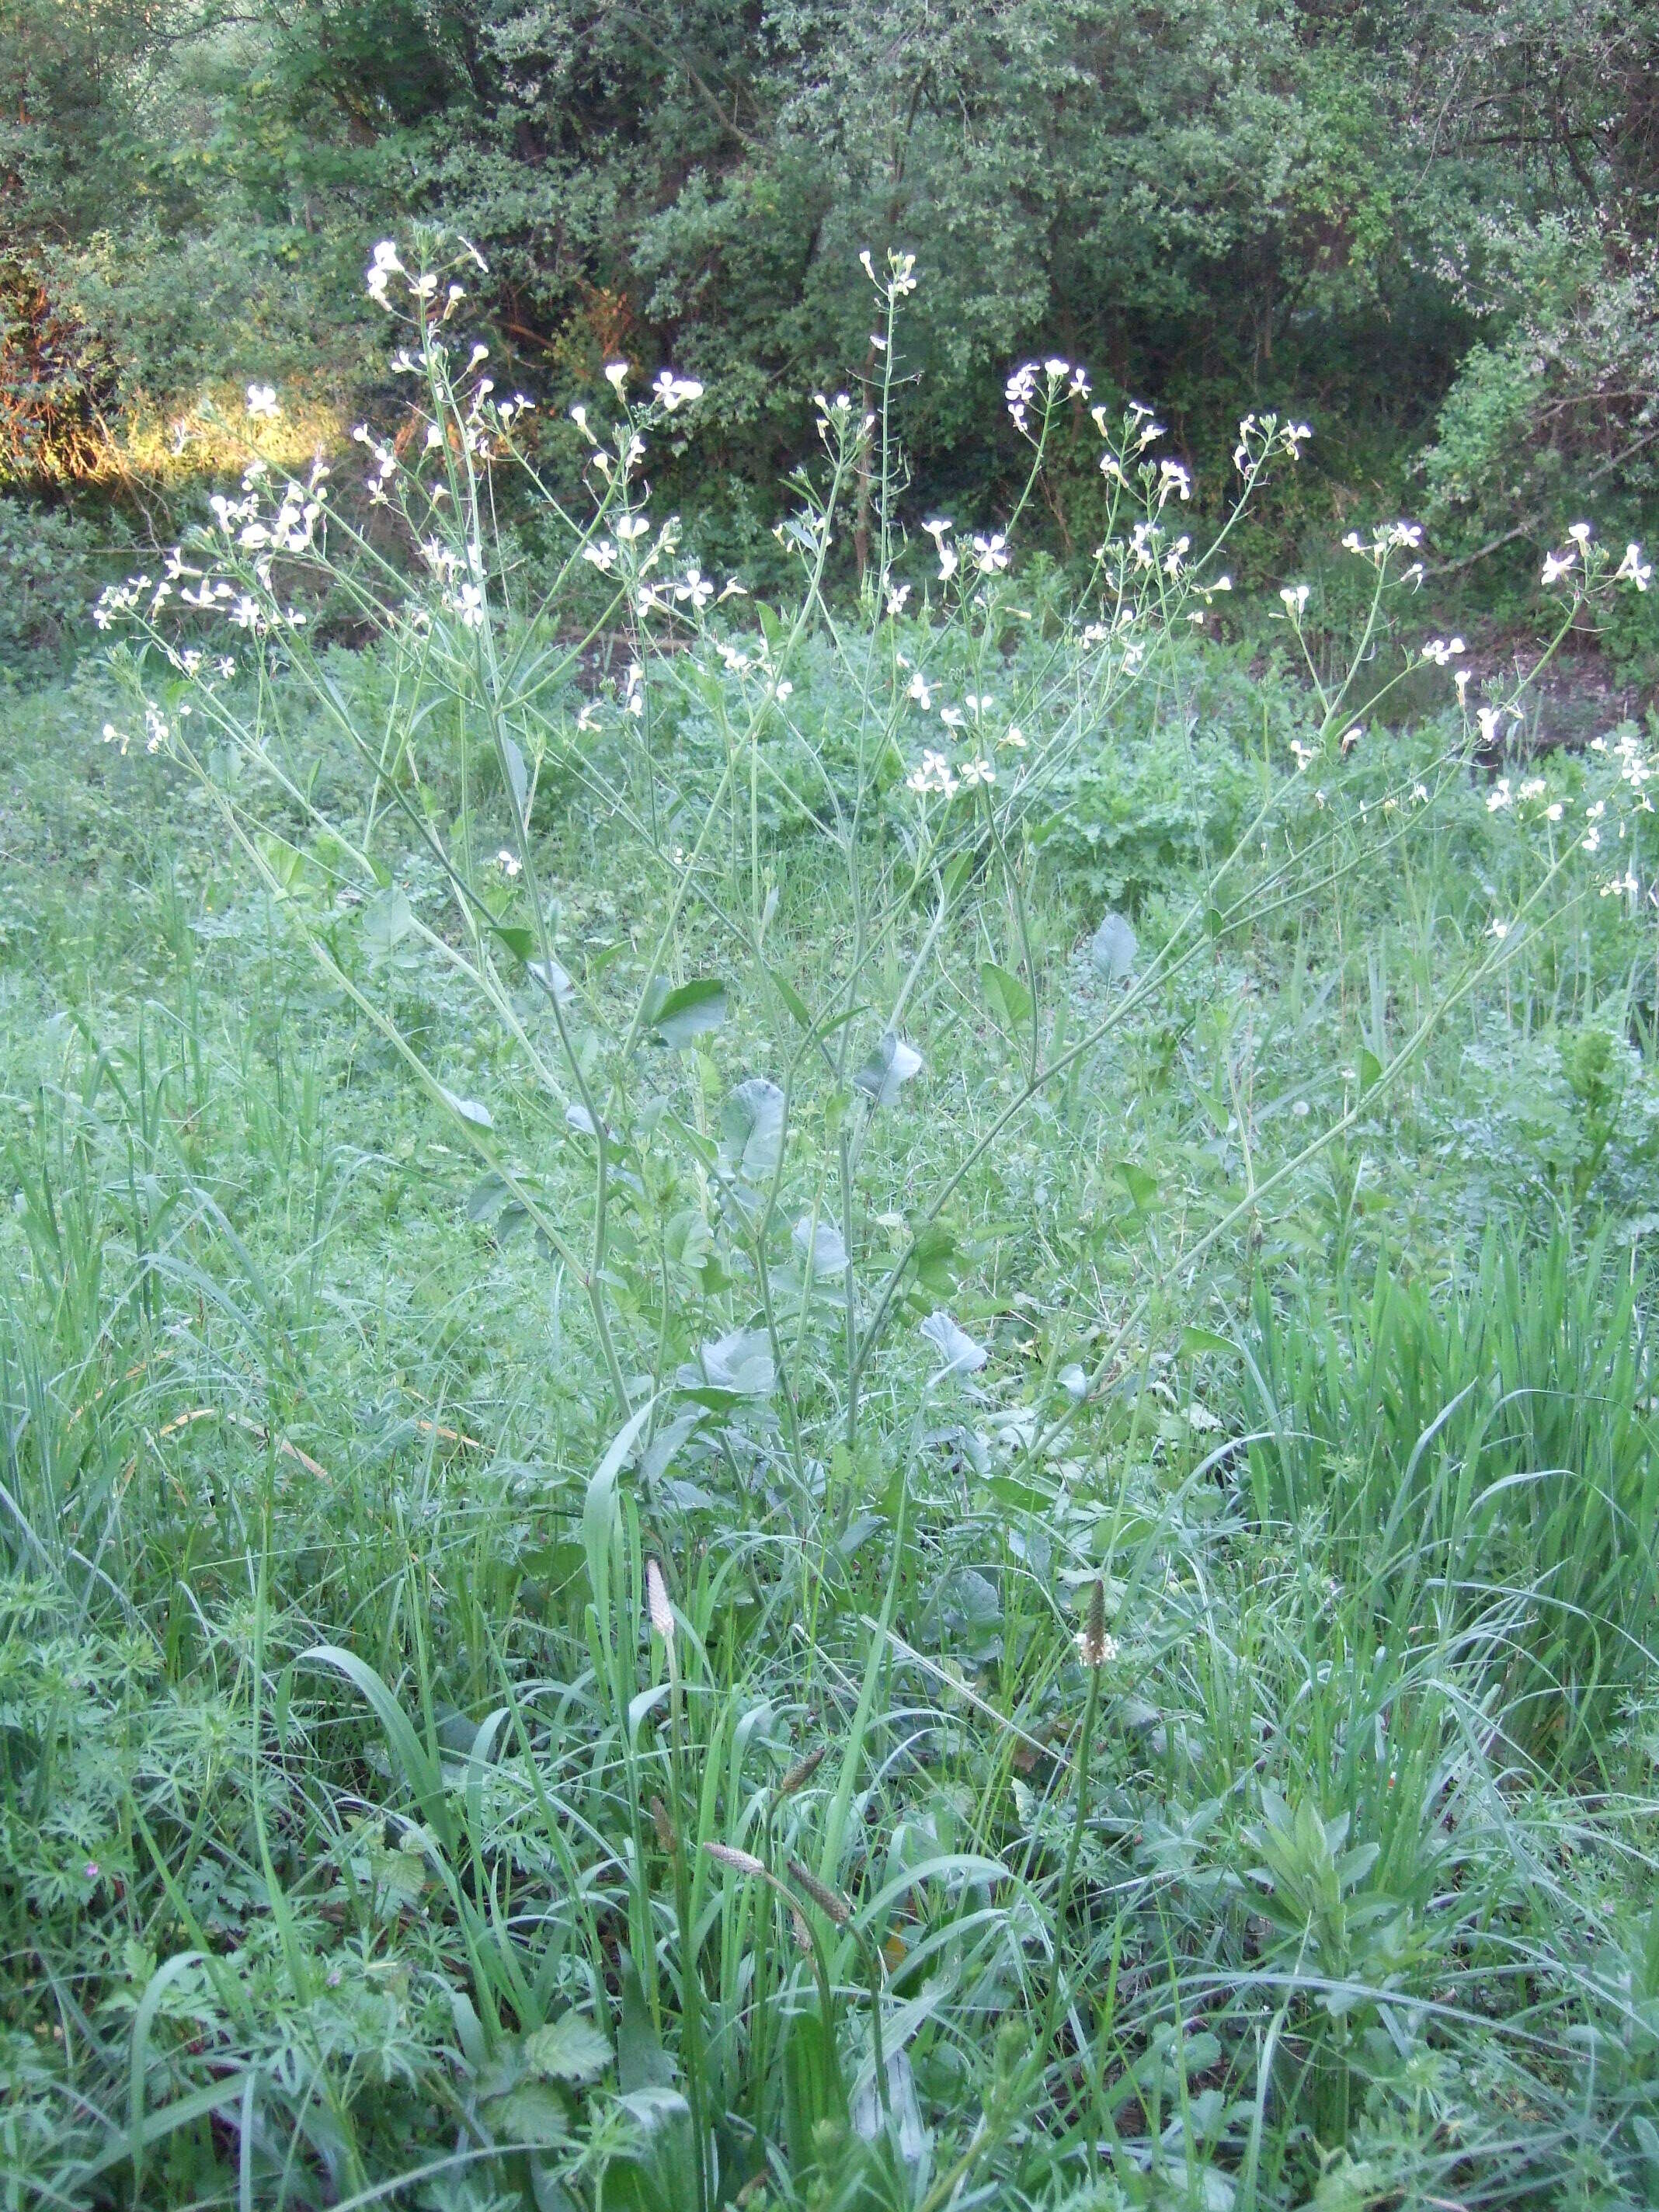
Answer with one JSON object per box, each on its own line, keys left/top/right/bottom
{"left": 854, "top": 1031, "right": 923, "bottom": 1105}
{"left": 526, "top": 2013, "right": 611, "bottom": 2085}
{"left": 793, "top": 1215, "right": 848, "bottom": 1276}
{"left": 980, "top": 961, "right": 1032, "bottom": 1028}
{"left": 1091, "top": 911, "right": 1138, "bottom": 981}
{"left": 440, "top": 1087, "right": 493, "bottom": 1130}
{"left": 682, "top": 1326, "right": 774, "bottom": 1396}
{"left": 920, "top": 1309, "right": 987, "bottom": 1377}
{"left": 362, "top": 888, "right": 413, "bottom": 965}
{"left": 649, "top": 976, "right": 729, "bottom": 1048}
{"left": 489, "top": 2078, "right": 572, "bottom": 2146}
{"left": 719, "top": 1077, "right": 786, "bottom": 1184}
{"left": 1115, "top": 1160, "right": 1157, "bottom": 1212}
{"left": 1181, "top": 1325, "right": 1236, "bottom": 1360}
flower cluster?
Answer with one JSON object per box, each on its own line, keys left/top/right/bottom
{"left": 1541, "top": 527, "right": 1650, "bottom": 593}
{"left": 1005, "top": 356, "right": 1089, "bottom": 434}
{"left": 364, "top": 236, "right": 483, "bottom": 319}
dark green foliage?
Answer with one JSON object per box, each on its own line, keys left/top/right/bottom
{"left": 2, "top": 0, "right": 1655, "bottom": 601}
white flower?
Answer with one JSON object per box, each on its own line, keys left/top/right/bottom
{"left": 1542, "top": 548, "right": 1576, "bottom": 586}
{"left": 449, "top": 582, "right": 486, "bottom": 630}
{"left": 603, "top": 361, "right": 630, "bottom": 395}
{"left": 1567, "top": 522, "right": 1592, "bottom": 547}
{"left": 245, "top": 383, "right": 279, "bottom": 420}
{"left": 906, "top": 749, "right": 958, "bottom": 798}
{"left": 1616, "top": 543, "right": 1651, "bottom": 591}
{"left": 999, "top": 725, "right": 1026, "bottom": 750}
{"left": 971, "top": 531, "right": 1009, "bottom": 574}
{"left": 495, "top": 848, "right": 521, "bottom": 877}
{"left": 652, "top": 370, "right": 704, "bottom": 412}
{"left": 1420, "top": 636, "right": 1465, "bottom": 668}
{"left": 886, "top": 583, "right": 911, "bottom": 617}
{"left": 960, "top": 757, "right": 996, "bottom": 787}
{"left": 1279, "top": 584, "right": 1310, "bottom": 620}
{"left": 906, "top": 671, "right": 934, "bottom": 711}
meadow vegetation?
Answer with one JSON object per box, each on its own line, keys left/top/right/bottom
{"left": 2, "top": 237, "right": 1659, "bottom": 2212}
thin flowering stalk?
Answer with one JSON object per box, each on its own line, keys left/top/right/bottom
{"left": 1031, "top": 809, "right": 1601, "bottom": 1462}
{"left": 650, "top": 1560, "right": 710, "bottom": 2212}
{"left": 1038, "top": 1581, "right": 1110, "bottom": 2060}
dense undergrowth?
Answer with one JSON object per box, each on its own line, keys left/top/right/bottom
{"left": 3, "top": 246, "right": 1659, "bottom": 2211}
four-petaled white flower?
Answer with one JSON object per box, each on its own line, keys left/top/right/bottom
{"left": 652, "top": 370, "right": 704, "bottom": 412}
{"left": 245, "top": 383, "right": 279, "bottom": 420}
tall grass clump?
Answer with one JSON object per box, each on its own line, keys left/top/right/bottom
{"left": 1245, "top": 1229, "right": 1659, "bottom": 1762}
{"left": 24, "top": 229, "right": 1654, "bottom": 2209}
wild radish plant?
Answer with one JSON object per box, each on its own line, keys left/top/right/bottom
{"left": 93, "top": 229, "right": 1655, "bottom": 2199}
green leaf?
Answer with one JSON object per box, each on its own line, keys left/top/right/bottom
{"left": 300, "top": 1647, "right": 454, "bottom": 1853}
{"left": 363, "top": 888, "right": 414, "bottom": 965}
{"left": 1091, "top": 911, "right": 1138, "bottom": 981}
{"left": 719, "top": 1077, "right": 786, "bottom": 1185}
{"left": 911, "top": 1219, "right": 958, "bottom": 1293}
{"left": 617, "top": 1954, "right": 674, "bottom": 2094}
{"left": 980, "top": 961, "right": 1032, "bottom": 1029}
{"left": 502, "top": 736, "right": 528, "bottom": 821}
{"left": 493, "top": 923, "right": 536, "bottom": 962}
{"left": 526, "top": 2013, "right": 611, "bottom": 2085}
{"left": 1181, "top": 1325, "right": 1236, "bottom": 1360}
{"left": 854, "top": 1031, "right": 923, "bottom": 1105}
{"left": 680, "top": 1327, "right": 774, "bottom": 1397}
{"left": 768, "top": 968, "right": 812, "bottom": 1029}
{"left": 649, "top": 976, "right": 729, "bottom": 1048}
{"left": 468, "top": 1171, "right": 513, "bottom": 1224}
{"left": 441, "top": 1087, "right": 494, "bottom": 1130}
{"left": 1115, "top": 1160, "right": 1157, "bottom": 1212}
{"left": 1358, "top": 1046, "right": 1383, "bottom": 1097}
{"left": 489, "top": 2078, "right": 572, "bottom": 2147}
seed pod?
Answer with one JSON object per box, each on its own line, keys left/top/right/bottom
{"left": 651, "top": 1795, "right": 675, "bottom": 1852}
